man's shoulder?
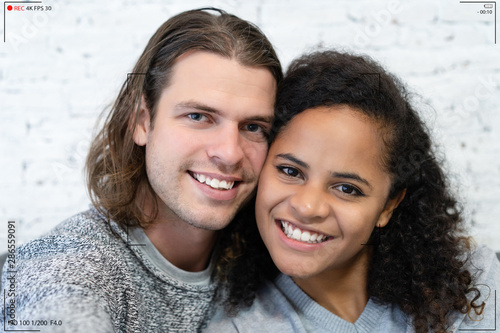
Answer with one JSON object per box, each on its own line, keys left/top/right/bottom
{"left": 0, "top": 209, "right": 137, "bottom": 332}
{"left": 5, "top": 208, "right": 137, "bottom": 296}
{"left": 17, "top": 208, "right": 128, "bottom": 265}
{"left": 48, "top": 207, "right": 114, "bottom": 240}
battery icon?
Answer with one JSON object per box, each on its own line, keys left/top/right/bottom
{"left": 484, "top": 4, "right": 493, "bottom": 8}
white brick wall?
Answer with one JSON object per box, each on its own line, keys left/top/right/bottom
{"left": 1, "top": 0, "right": 499, "bottom": 251}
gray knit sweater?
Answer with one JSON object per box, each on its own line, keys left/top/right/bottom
{"left": 206, "top": 245, "right": 500, "bottom": 332}
{"left": 0, "top": 208, "right": 218, "bottom": 332}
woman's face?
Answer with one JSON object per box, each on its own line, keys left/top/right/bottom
{"left": 256, "top": 105, "right": 403, "bottom": 280}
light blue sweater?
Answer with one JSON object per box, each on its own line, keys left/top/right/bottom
{"left": 206, "top": 246, "right": 499, "bottom": 332}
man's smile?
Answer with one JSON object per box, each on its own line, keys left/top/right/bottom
{"left": 189, "top": 171, "right": 239, "bottom": 190}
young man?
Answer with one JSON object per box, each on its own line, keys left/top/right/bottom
{"left": 0, "top": 8, "right": 281, "bottom": 332}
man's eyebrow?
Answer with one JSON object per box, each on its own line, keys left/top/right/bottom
{"left": 331, "top": 172, "right": 372, "bottom": 189}
{"left": 175, "top": 101, "right": 220, "bottom": 114}
{"left": 246, "top": 115, "right": 274, "bottom": 124}
{"left": 275, "top": 153, "right": 309, "bottom": 169}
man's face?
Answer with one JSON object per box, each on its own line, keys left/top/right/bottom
{"left": 134, "top": 51, "right": 276, "bottom": 231}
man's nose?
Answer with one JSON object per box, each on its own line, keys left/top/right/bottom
{"left": 206, "top": 124, "right": 244, "bottom": 168}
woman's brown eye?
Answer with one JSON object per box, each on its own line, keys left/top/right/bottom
{"left": 277, "top": 166, "right": 300, "bottom": 177}
{"left": 342, "top": 185, "right": 354, "bottom": 194}
{"left": 334, "top": 184, "right": 363, "bottom": 196}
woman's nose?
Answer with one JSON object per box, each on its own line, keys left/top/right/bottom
{"left": 289, "top": 185, "right": 330, "bottom": 222}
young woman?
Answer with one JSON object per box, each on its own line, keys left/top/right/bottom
{"left": 207, "top": 50, "right": 499, "bottom": 333}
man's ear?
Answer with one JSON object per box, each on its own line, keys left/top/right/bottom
{"left": 377, "top": 188, "right": 407, "bottom": 228}
{"left": 133, "top": 95, "right": 151, "bottom": 146}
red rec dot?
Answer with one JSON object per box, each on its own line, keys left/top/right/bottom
{"left": 7, "top": 5, "right": 13, "bottom": 11}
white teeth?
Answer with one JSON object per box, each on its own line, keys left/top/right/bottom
{"left": 192, "top": 173, "right": 235, "bottom": 190}
{"left": 280, "top": 220, "right": 329, "bottom": 244}
{"left": 300, "top": 231, "right": 311, "bottom": 242}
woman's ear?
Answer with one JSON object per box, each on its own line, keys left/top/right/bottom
{"left": 133, "top": 95, "right": 151, "bottom": 146}
{"left": 377, "top": 188, "right": 407, "bottom": 228}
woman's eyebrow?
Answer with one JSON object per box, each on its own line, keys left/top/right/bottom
{"left": 331, "top": 172, "right": 372, "bottom": 189}
{"left": 275, "top": 153, "right": 309, "bottom": 169}
{"left": 275, "top": 153, "right": 372, "bottom": 189}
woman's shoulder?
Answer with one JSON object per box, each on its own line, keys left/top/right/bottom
{"left": 468, "top": 245, "right": 499, "bottom": 285}
{"left": 205, "top": 276, "right": 303, "bottom": 333}
{"left": 449, "top": 245, "right": 500, "bottom": 331}
{"left": 205, "top": 275, "right": 410, "bottom": 333}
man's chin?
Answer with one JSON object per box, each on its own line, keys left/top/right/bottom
{"left": 181, "top": 210, "right": 237, "bottom": 231}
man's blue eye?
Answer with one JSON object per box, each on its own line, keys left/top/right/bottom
{"left": 247, "top": 124, "right": 261, "bottom": 132}
{"left": 188, "top": 113, "right": 204, "bottom": 121}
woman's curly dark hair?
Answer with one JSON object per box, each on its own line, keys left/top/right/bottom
{"left": 213, "top": 50, "right": 484, "bottom": 333}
